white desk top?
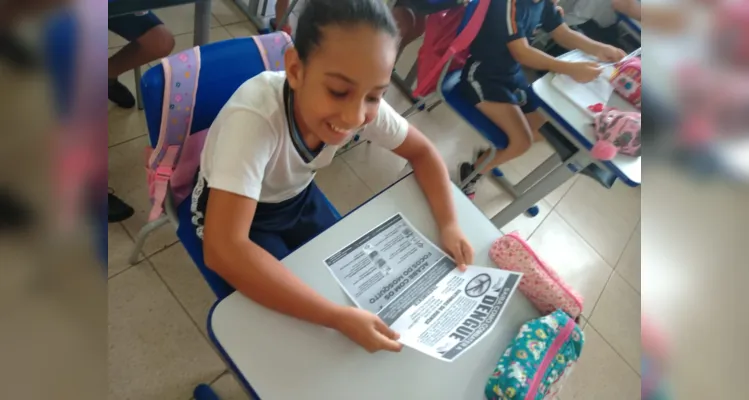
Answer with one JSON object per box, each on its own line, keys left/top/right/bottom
{"left": 532, "top": 70, "right": 642, "bottom": 186}
{"left": 210, "top": 175, "right": 539, "bottom": 400}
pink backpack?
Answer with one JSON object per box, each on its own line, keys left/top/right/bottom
{"left": 489, "top": 232, "right": 583, "bottom": 320}
{"left": 145, "top": 32, "right": 292, "bottom": 221}
{"left": 412, "top": 0, "right": 489, "bottom": 98}
{"left": 587, "top": 105, "right": 641, "bottom": 161}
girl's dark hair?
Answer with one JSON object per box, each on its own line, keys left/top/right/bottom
{"left": 294, "top": 0, "right": 400, "bottom": 62}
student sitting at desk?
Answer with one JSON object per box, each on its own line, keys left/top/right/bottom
{"left": 456, "top": 0, "right": 626, "bottom": 199}
{"left": 193, "top": 0, "right": 474, "bottom": 353}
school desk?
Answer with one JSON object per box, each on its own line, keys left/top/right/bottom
{"left": 530, "top": 53, "right": 641, "bottom": 187}
{"left": 485, "top": 52, "right": 640, "bottom": 228}
{"left": 208, "top": 173, "right": 539, "bottom": 400}
{"left": 108, "top": 0, "right": 212, "bottom": 46}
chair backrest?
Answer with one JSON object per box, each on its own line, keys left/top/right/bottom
{"left": 140, "top": 34, "right": 291, "bottom": 299}
{"left": 141, "top": 36, "right": 289, "bottom": 146}
{"left": 413, "top": 0, "right": 488, "bottom": 97}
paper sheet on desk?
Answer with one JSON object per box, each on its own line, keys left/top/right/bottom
{"left": 550, "top": 51, "right": 616, "bottom": 118}
{"left": 323, "top": 213, "right": 522, "bottom": 362}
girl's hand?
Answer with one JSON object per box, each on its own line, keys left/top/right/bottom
{"left": 563, "top": 61, "right": 603, "bottom": 83}
{"left": 440, "top": 222, "right": 474, "bottom": 271}
{"left": 333, "top": 307, "right": 404, "bottom": 353}
{"left": 595, "top": 45, "right": 627, "bottom": 63}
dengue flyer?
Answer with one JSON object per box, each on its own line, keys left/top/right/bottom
{"left": 323, "top": 213, "right": 522, "bottom": 362}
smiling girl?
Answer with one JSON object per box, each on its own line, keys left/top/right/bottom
{"left": 192, "top": 0, "right": 474, "bottom": 353}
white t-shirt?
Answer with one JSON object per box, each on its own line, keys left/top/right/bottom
{"left": 559, "top": 0, "right": 618, "bottom": 27}
{"left": 199, "top": 71, "right": 409, "bottom": 203}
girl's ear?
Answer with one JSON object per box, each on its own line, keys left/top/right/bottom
{"left": 284, "top": 46, "right": 304, "bottom": 90}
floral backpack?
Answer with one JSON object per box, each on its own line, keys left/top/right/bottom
{"left": 486, "top": 310, "right": 584, "bottom": 400}
{"left": 144, "top": 32, "right": 292, "bottom": 221}
{"left": 587, "top": 104, "right": 641, "bottom": 161}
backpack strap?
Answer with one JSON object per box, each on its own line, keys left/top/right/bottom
{"left": 251, "top": 31, "right": 292, "bottom": 71}
{"left": 147, "top": 46, "right": 201, "bottom": 221}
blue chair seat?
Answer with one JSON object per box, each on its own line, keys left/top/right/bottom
{"left": 440, "top": 70, "right": 509, "bottom": 150}
{"left": 176, "top": 196, "right": 235, "bottom": 300}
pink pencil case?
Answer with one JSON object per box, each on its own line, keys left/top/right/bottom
{"left": 489, "top": 232, "right": 584, "bottom": 319}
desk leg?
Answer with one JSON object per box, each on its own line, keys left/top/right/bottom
{"left": 490, "top": 156, "right": 579, "bottom": 229}
{"left": 194, "top": 0, "right": 212, "bottom": 46}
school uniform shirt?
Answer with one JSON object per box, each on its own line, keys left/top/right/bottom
{"left": 197, "top": 71, "right": 409, "bottom": 204}
{"left": 469, "top": 0, "right": 564, "bottom": 77}
{"left": 558, "top": 0, "right": 618, "bottom": 28}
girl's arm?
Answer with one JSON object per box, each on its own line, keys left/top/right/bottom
{"left": 203, "top": 190, "right": 342, "bottom": 327}
{"left": 392, "top": 125, "right": 474, "bottom": 269}
{"left": 507, "top": 37, "right": 581, "bottom": 73}
{"left": 549, "top": 24, "right": 607, "bottom": 55}
{"left": 203, "top": 189, "right": 403, "bottom": 352}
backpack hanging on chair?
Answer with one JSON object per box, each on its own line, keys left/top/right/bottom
{"left": 412, "top": 0, "right": 489, "bottom": 98}
{"left": 144, "top": 32, "right": 292, "bottom": 222}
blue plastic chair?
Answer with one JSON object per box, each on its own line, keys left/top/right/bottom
{"left": 139, "top": 36, "right": 340, "bottom": 399}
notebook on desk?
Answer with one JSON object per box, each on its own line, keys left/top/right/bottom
{"left": 550, "top": 51, "right": 616, "bottom": 118}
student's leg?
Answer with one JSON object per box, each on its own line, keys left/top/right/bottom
{"left": 274, "top": 0, "right": 292, "bottom": 33}
{"left": 282, "top": 182, "right": 340, "bottom": 252}
{"left": 457, "top": 65, "right": 536, "bottom": 199}
{"left": 525, "top": 110, "right": 548, "bottom": 142}
{"left": 108, "top": 12, "right": 175, "bottom": 108}
{"left": 392, "top": 4, "right": 425, "bottom": 55}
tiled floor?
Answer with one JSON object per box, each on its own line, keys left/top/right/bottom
{"left": 108, "top": 4, "right": 641, "bottom": 399}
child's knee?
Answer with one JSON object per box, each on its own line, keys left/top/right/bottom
{"left": 508, "top": 129, "right": 533, "bottom": 155}
{"left": 141, "top": 26, "right": 175, "bottom": 59}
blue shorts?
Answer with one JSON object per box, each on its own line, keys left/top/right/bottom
{"left": 192, "top": 176, "right": 340, "bottom": 260}
{"left": 457, "top": 59, "right": 540, "bottom": 114}
{"left": 108, "top": 11, "right": 163, "bottom": 42}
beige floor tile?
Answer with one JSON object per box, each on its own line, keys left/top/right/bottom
{"left": 108, "top": 223, "right": 140, "bottom": 277}
{"left": 107, "top": 46, "right": 150, "bottom": 146}
{"left": 154, "top": 5, "right": 221, "bottom": 36}
{"left": 557, "top": 325, "right": 641, "bottom": 400}
{"left": 506, "top": 140, "right": 555, "bottom": 176}
{"left": 616, "top": 222, "right": 640, "bottom": 293}
{"left": 473, "top": 175, "right": 553, "bottom": 240}
{"left": 314, "top": 157, "right": 374, "bottom": 215}
{"left": 224, "top": 21, "right": 259, "bottom": 38}
{"left": 150, "top": 244, "right": 217, "bottom": 336}
{"left": 556, "top": 177, "right": 640, "bottom": 266}
{"left": 109, "top": 262, "right": 225, "bottom": 400}
{"left": 544, "top": 175, "right": 578, "bottom": 208}
{"left": 589, "top": 272, "right": 641, "bottom": 374}
{"left": 212, "top": 0, "right": 249, "bottom": 25}
{"left": 109, "top": 30, "right": 128, "bottom": 49}
{"left": 211, "top": 373, "right": 252, "bottom": 400}
{"left": 108, "top": 101, "right": 148, "bottom": 149}
{"left": 527, "top": 211, "right": 613, "bottom": 317}
{"left": 109, "top": 136, "right": 179, "bottom": 256}
{"left": 340, "top": 141, "right": 408, "bottom": 193}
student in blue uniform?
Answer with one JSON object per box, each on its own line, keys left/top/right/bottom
{"left": 193, "top": 0, "right": 474, "bottom": 353}
{"left": 108, "top": 12, "right": 175, "bottom": 108}
{"left": 456, "top": 0, "right": 626, "bottom": 199}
